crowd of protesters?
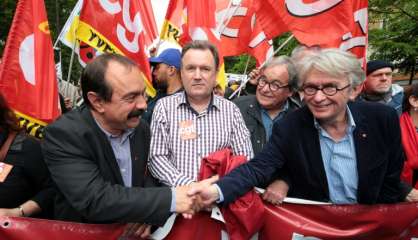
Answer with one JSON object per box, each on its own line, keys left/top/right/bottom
{"left": 1, "top": 40, "right": 418, "bottom": 238}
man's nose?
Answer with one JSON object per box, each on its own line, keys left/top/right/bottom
{"left": 312, "top": 89, "right": 327, "bottom": 102}
{"left": 193, "top": 68, "right": 202, "bottom": 79}
{"left": 136, "top": 95, "right": 147, "bottom": 109}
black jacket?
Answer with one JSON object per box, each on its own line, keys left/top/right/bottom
{"left": 42, "top": 106, "right": 171, "bottom": 224}
{"left": 219, "top": 101, "right": 405, "bottom": 205}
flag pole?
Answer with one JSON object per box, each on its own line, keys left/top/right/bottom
{"left": 66, "top": 40, "right": 77, "bottom": 86}
{"left": 228, "top": 34, "right": 295, "bottom": 100}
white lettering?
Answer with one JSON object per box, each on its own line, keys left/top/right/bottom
{"left": 216, "top": 6, "right": 248, "bottom": 38}
{"left": 98, "top": 0, "right": 121, "bottom": 14}
{"left": 116, "top": 0, "right": 143, "bottom": 53}
{"left": 286, "top": 0, "right": 343, "bottom": 17}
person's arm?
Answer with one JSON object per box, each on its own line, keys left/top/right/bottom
{"left": 0, "top": 200, "right": 41, "bottom": 217}
{"left": 230, "top": 106, "right": 254, "bottom": 160}
{"left": 217, "top": 121, "right": 288, "bottom": 205}
{"left": 148, "top": 101, "right": 195, "bottom": 186}
{"left": 23, "top": 136, "right": 55, "bottom": 217}
{"left": 42, "top": 123, "right": 172, "bottom": 225}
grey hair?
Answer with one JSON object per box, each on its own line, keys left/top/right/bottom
{"left": 261, "top": 55, "right": 298, "bottom": 91}
{"left": 297, "top": 48, "right": 365, "bottom": 88}
{"left": 290, "top": 45, "right": 321, "bottom": 63}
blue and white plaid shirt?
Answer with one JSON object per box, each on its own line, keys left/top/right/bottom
{"left": 148, "top": 91, "right": 254, "bottom": 186}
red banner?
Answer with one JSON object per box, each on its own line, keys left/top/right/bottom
{"left": 0, "top": 0, "right": 60, "bottom": 124}
{"left": 256, "top": 0, "right": 367, "bottom": 63}
{"left": 216, "top": 0, "right": 277, "bottom": 66}
{"left": 2, "top": 202, "right": 418, "bottom": 239}
{"left": 76, "top": 0, "right": 156, "bottom": 97}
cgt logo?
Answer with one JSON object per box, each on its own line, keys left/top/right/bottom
{"left": 98, "top": 0, "right": 144, "bottom": 53}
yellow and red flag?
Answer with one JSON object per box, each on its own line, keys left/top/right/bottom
{"left": 75, "top": 0, "right": 157, "bottom": 97}
{"left": 0, "top": 0, "right": 60, "bottom": 137}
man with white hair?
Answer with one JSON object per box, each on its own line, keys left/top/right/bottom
{"left": 190, "top": 48, "right": 411, "bottom": 205}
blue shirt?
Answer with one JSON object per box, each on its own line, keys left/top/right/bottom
{"left": 95, "top": 119, "right": 177, "bottom": 211}
{"left": 261, "top": 100, "right": 290, "bottom": 140}
{"left": 314, "top": 107, "right": 358, "bottom": 204}
{"left": 95, "top": 121, "right": 134, "bottom": 187}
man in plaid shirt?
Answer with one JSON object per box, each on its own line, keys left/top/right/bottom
{"left": 148, "top": 40, "right": 254, "bottom": 187}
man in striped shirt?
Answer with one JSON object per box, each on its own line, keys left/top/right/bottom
{"left": 148, "top": 40, "right": 254, "bottom": 187}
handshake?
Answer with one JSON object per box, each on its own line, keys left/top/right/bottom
{"left": 173, "top": 175, "right": 220, "bottom": 218}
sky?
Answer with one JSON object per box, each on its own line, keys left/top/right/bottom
{"left": 151, "top": 0, "right": 170, "bottom": 34}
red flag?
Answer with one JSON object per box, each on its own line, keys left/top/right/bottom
{"left": 187, "top": 0, "right": 216, "bottom": 29}
{"left": 76, "top": 0, "right": 156, "bottom": 97}
{"left": 0, "top": 0, "right": 60, "bottom": 126}
{"left": 216, "top": 0, "right": 276, "bottom": 66}
{"left": 255, "top": 0, "right": 367, "bottom": 64}
{"left": 138, "top": 0, "right": 159, "bottom": 48}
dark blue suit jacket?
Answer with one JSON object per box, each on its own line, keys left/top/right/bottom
{"left": 218, "top": 101, "right": 405, "bottom": 204}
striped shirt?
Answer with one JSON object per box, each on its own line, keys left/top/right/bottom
{"left": 314, "top": 107, "right": 358, "bottom": 204}
{"left": 148, "top": 91, "right": 254, "bottom": 186}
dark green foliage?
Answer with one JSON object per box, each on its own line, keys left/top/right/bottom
{"left": 368, "top": 0, "right": 418, "bottom": 82}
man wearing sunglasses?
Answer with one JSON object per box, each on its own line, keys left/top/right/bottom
{"left": 190, "top": 49, "right": 411, "bottom": 206}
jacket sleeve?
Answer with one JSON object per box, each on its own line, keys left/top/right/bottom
{"left": 217, "top": 121, "right": 287, "bottom": 205}
{"left": 42, "top": 123, "right": 172, "bottom": 225}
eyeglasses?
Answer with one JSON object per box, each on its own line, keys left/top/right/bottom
{"left": 257, "top": 77, "right": 289, "bottom": 92}
{"left": 302, "top": 84, "right": 351, "bottom": 96}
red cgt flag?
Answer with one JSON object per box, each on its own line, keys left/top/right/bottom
{"left": 215, "top": 0, "right": 276, "bottom": 66}
{"left": 0, "top": 0, "right": 60, "bottom": 130}
{"left": 75, "top": 0, "right": 156, "bottom": 97}
{"left": 255, "top": 0, "right": 368, "bottom": 63}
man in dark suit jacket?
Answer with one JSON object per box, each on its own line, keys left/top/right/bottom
{"left": 42, "top": 54, "right": 199, "bottom": 234}
{"left": 190, "top": 49, "right": 413, "bottom": 206}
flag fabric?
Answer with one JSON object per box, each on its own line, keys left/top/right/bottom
{"left": 255, "top": 0, "right": 367, "bottom": 63}
{"left": 57, "top": 0, "right": 97, "bottom": 66}
{"left": 160, "top": 0, "right": 228, "bottom": 90}
{"left": 138, "top": 0, "right": 159, "bottom": 48}
{"left": 75, "top": 0, "right": 156, "bottom": 97}
{"left": 0, "top": 0, "right": 60, "bottom": 137}
{"left": 215, "top": 0, "right": 276, "bottom": 66}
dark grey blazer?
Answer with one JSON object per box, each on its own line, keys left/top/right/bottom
{"left": 42, "top": 105, "right": 171, "bottom": 224}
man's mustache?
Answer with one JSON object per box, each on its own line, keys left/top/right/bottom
{"left": 127, "top": 109, "right": 145, "bottom": 118}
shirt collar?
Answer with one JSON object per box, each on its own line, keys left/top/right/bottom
{"left": 260, "top": 100, "right": 290, "bottom": 121}
{"left": 94, "top": 118, "right": 135, "bottom": 142}
{"left": 177, "top": 91, "right": 220, "bottom": 114}
{"left": 314, "top": 105, "right": 356, "bottom": 134}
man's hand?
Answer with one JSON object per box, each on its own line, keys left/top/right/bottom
{"left": 248, "top": 68, "right": 261, "bottom": 85}
{"left": 262, "top": 179, "right": 289, "bottom": 205}
{"left": 406, "top": 188, "right": 418, "bottom": 202}
{"left": 174, "top": 185, "right": 196, "bottom": 219}
{"left": 64, "top": 97, "right": 73, "bottom": 110}
{"left": 188, "top": 175, "right": 220, "bottom": 208}
{"left": 120, "top": 223, "right": 151, "bottom": 239}
{"left": 0, "top": 208, "right": 21, "bottom": 217}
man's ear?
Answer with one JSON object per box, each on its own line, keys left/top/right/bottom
{"left": 168, "top": 66, "right": 177, "bottom": 77}
{"left": 87, "top": 92, "right": 105, "bottom": 113}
